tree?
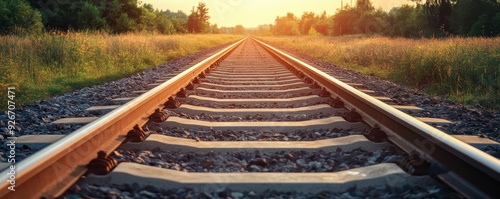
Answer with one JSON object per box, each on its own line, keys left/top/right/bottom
{"left": 154, "top": 12, "right": 175, "bottom": 34}
{"left": 196, "top": 2, "right": 210, "bottom": 32}
{"left": 187, "top": 7, "right": 198, "bottom": 33}
{"left": 422, "top": 0, "right": 453, "bottom": 34}
{"left": 0, "top": 0, "right": 43, "bottom": 35}
{"left": 187, "top": 2, "right": 210, "bottom": 33}
{"left": 210, "top": 24, "right": 220, "bottom": 33}
{"left": 119, "top": 0, "right": 142, "bottom": 21}
{"left": 313, "top": 11, "right": 329, "bottom": 35}
{"left": 356, "top": 0, "right": 375, "bottom": 12}
{"left": 19, "top": 0, "right": 211, "bottom": 34}
{"left": 298, "top": 12, "right": 315, "bottom": 35}
{"left": 135, "top": 6, "right": 156, "bottom": 32}
{"left": 469, "top": 12, "right": 500, "bottom": 36}
{"left": 274, "top": 13, "right": 300, "bottom": 35}
{"left": 351, "top": 0, "right": 386, "bottom": 34}
{"left": 438, "top": 0, "right": 452, "bottom": 33}
{"left": 251, "top": 24, "right": 272, "bottom": 36}
{"left": 451, "top": 0, "right": 500, "bottom": 36}
{"left": 163, "top": 10, "right": 187, "bottom": 33}
{"left": 469, "top": 14, "right": 489, "bottom": 36}
{"left": 490, "top": 13, "right": 500, "bottom": 36}
{"left": 100, "top": 0, "right": 123, "bottom": 30}
{"left": 143, "top": 3, "right": 154, "bottom": 12}
{"left": 331, "top": 0, "right": 384, "bottom": 35}
{"left": 332, "top": 6, "right": 356, "bottom": 35}
{"left": 386, "top": 4, "right": 426, "bottom": 37}
{"left": 115, "top": 13, "right": 135, "bottom": 33}
{"left": 27, "top": 0, "right": 77, "bottom": 31}
{"left": 234, "top": 25, "right": 245, "bottom": 34}
{"left": 76, "top": 2, "right": 107, "bottom": 31}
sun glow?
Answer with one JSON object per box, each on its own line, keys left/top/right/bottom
{"left": 141, "top": 0, "right": 407, "bottom": 28}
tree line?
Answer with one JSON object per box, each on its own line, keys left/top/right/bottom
{"left": 0, "top": 0, "right": 245, "bottom": 35}
{"left": 255, "top": 0, "right": 500, "bottom": 37}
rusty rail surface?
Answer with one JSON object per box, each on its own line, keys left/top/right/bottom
{"left": 0, "top": 38, "right": 245, "bottom": 199}
{"left": 253, "top": 37, "right": 500, "bottom": 198}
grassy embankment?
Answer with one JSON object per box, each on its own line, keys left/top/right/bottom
{"left": 258, "top": 36, "right": 500, "bottom": 110}
{"left": 0, "top": 33, "right": 244, "bottom": 108}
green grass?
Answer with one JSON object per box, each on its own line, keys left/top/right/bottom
{"left": 257, "top": 35, "right": 500, "bottom": 110}
{"left": 0, "top": 32, "right": 244, "bottom": 109}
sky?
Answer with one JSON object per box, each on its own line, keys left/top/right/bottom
{"left": 141, "top": 0, "right": 410, "bottom": 28}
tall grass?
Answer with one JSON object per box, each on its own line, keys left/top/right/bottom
{"left": 0, "top": 32, "right": 243, "bottom": 108}
{"left": 258, "top": 35, "right": 500, "bottom": 110}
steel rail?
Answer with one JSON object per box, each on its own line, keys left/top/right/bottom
{"left": 0, "top": 38, "right": 245, "bottom": 199}
{"left": 253, "top": 37, "right": 500, "bottom": 199}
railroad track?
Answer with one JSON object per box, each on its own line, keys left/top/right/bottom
{"left": 1, "top": 38, "right": 500, "bottom": 198}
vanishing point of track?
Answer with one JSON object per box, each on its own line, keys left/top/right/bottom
{"left": 1, "top": 38, "right": 500, "bottom": 199}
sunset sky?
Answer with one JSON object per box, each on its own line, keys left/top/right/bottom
{"left": 141, "top": 0, "right": 410, "bottom": 27}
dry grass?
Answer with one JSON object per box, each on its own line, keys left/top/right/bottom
{"left": 0, "top": 32, "right": 244, "bottom": 108}
{"left": 258, "top": 35, "right": 500, "bottom": 109}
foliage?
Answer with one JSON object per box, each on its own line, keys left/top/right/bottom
{"left": 22, "top": 0, "right": 198, "bottom": 34}
{"left": 269, "top": 0, "right": 388, "bottom": 36}
{"left": 453, "top": 0, "right": 500, "bottom": 36}
{"left": 389, "top": 0, "right": 500, "bottom": 37}
{"left": 386, "top": 5, "right": 427, "bottom": 37}
{"left": 163, "top": 10, "right": 188, "bottom": 33}
{"left": 115, "top": 13, "right": 135, "bottom": 33}
{"left": 273, "top": 13, "right": 300, "bottom": 36}
{"left": 264, "top": 0, "right": 500, "bottom": 38}
{"left": 0, "top": 0, "right": 43, "bottom": 35}
{"left": 250, "top": 24, "right": 273, "bottom": 36}
{"left": 327, "top": 0, "right": 384, "bottom": 36}
{"left": 187, "top": 2, "right": 210, "bottom": 33}
{"left": 234, "top": 25, "right": 245, "bottom": 34}
{"left": 298, "top": 12, "right": 315, "bottom": 35}
{"left": 423, "top": 0, "right": 453, "bottom": 34}
{"left": 210, "top": 24, "right": 221, "bottom": 33}
{"left": 155, "top": 12, "right": 175, "bottom": 34}
{"left": 258, "top": 35, "right": 500, "bottom": 109}
{"left": 0, "top": 32, "right": 244, "bottom": 108}
{"left": 272, "top": 11, "right": 329, "bottom": 36}
{"left": 214, "top": 25, "right": 247, "bottom": 34}
{"left": 76, "top": 2, "right": 107, "bottom": 31}
{"left": 313, "top": 12, "right": 329, "bottom": 35}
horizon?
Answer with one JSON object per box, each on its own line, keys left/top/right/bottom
{"left": 141, "top": 0, "right": 410, "bottom": 28}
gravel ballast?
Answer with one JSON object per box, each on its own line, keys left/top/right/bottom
{"left": 1, "top": 40, "right": 492, "bottom": 143}
{"left": 0, "top": 43, "right": 235, "bottom": 164}
{"left": 163, "top": 110, "right": 347, "bottom": 122}
{"left": 62, "top": 147, "right": 460, "bottom": 199}
{"left": 64, "top": 184, "right": 459, "bottom": 199}
{"left": 193, "top": 90, "right": 319, "bottom": 99}
{"left": 111, "top": 147, "right": 405, "bottom": 173}
{"left": 177, "top": 97, "right": 333, "bottom": 109}
{"left": 264, "top": 44, "right": 500, "bottom": 143}
{"left": 2, "top": 39, "right": 495, "bottom": 163}
{"left": 150, "top": 127, "right": 364, "bottom": 142}
{"left": 2, "top": 39, "right": 496, "bottom": 198}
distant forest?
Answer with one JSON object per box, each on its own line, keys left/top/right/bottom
{"left": 1, "top": 0, "right": 500, "bottom": 37}
{"left": 255, "top": 0, "right": 500, "bottom": 37}
{"left": 0, "top": 0, "right": 245, "bottom": 35}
